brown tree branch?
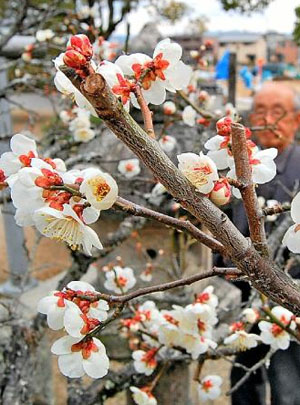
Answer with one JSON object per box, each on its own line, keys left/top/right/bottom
{"left": 231, "top": 122, "right": 269, "bottom": 257}
{"left": 60, "top": 69, "right": 300, "bottom": 315}
{"left": 114, "top": 196, "right": 226, "bottom": 255}
{"left": 262, "top": 203, "right": 291, "bottom": 216}
{"left": 80, "top": 267, "right": 241, "bottom": 305}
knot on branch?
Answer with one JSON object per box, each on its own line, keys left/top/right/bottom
{"left": 82, "top": 73, "right": 106, "bottom": 96}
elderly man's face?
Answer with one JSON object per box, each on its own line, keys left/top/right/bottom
{"left": 250, "top": 84, "right": 300, "bottom": 152}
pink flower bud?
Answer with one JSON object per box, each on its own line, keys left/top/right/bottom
{"left": 63, "top": 50, "right": 87, "bottom": 68}
{"left": 209, "top": 179, "right": 231, "bottom": 206}
{"left": 0, "top": 169, "right": 6, "bottom": 183}
{"left": 216, "top": 116, "right": 233, "bottom": 136}
{"left": 70, "top": 34, "right": 93, "bottom": 59}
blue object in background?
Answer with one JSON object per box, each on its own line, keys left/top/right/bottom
{"left": 239, "top": 66, "right": 253, "bottom": 89}
{"left": 215, "top": 50, "right": 230, "bottom": 80}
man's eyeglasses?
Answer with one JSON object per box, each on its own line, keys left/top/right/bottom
{"left": 252, "top": 106, "right": 295, "bottom": 121}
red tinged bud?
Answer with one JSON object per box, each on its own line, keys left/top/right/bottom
{"left": 197, "top": 117, "right": 211, "bottom": 127}
{"left": 70, "top": 34, "right": 93, "bottom": 59}
{"left": 0, "top": 169, "right": 6, "bottom": 183}
{"left": 216, "top": 116, "right": 233, "bottom": 137}
{"left": 209, "top": 178, "right": 231, "bottom": 206}
{"left": 63, "top": 50, "right": 87, "bottom": 69}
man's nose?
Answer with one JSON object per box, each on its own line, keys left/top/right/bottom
{"left": 265, "top": 111, "right": 275, "bottom": 124}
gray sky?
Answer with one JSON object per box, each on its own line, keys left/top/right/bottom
{"left": 114, "top": 0, "right": 299, "bottom": 36}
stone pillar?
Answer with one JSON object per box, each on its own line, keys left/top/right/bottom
{"left": 0, "top": 56, "right": 37, "bottom": 295}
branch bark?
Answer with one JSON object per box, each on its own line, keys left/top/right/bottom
{"left": 231, "top": 122, "right": 269, "bottom": 257}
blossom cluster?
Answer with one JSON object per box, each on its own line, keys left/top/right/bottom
{"left": 38, "top": 281, "right": 110, "bottom": 378}
{"left": 36, "top": 266, "right": 300, "bottom": 405}
{"left": 54, "top": 34, "right": 192, "bottom": 114}
{"left": 60, "top": 107, "right": 96, "bottom": 143}
{"left": 0, "top": 133, "right": 119, "bottom": 255}
{"left": 176, "top": 115, "right": 277, "bottom": 205}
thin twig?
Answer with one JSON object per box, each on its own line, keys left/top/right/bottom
{"left": 177, "top": 89, "right": 214, "bottom": 120}
{"left": 226, "top": 348, "right": 274, "bottom": 395}
{"left": 114, "top": 197, "right": 226, "bottom": 255}
{"left": 76, "top": 267, "right": 242, "bottom": 304}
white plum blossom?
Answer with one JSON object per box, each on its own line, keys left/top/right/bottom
{"left": 173, "top": 303, "right": 217, "bottom": 337}
{"left": 158, "top": 322, "right": 182, "bottom": 348}
{"left": 130, "top": 387, "right": 157, "bottom": 405}
{"left": 181, "top": 334, "right": 217, "bottom": 360}
{"left": 197, "top": 375, "right": 222, "bottom": 402}
{"left": 163, "top": 101, "right": 176, "bottom": 115}
{"left": 104, "top": 266, "right": 136, "bottom": 293}
{"left": 249, "top": 148, "right": 278, "bottom": 184}
{"left": 204, "top": 134, "right": 231, "bottom": 170}
{"left": 132, "top": 348, "right": 158, "bottom": 376}
{"left": 182, "top": 106, "right": 196, "bottom": 127}
{"left": 227, "top": 147, "right": 277, "bottom": 199}
{"left": 224, "top": 330, "right": 261, "bottom": 351}
{"left": 37, "top": 292, "right": 82, "bottom": 330}
{"left": 33, "top": 204, "right": 103, "bottom": 255}
{"left": 73, "top": 127, "right": 96, "bottom": 142}
{"left": 177, "top": 152, "right": 219, "bottom": 194}
{"left": 242, "top": 308, "right": 260, "bottom": 324}
{"left": 158, "top": 135, "right": 177, "bottom": 152}
{"left": 60, "top": 110, "right": 72, "bottom": 124}
{"left": 118, "top": 158, "right": 140, "bottom": 178}
{"left": 195, "top": 286, "right": 218, "bottom": 309}
{"left": 0, "top": 133, "right": 38, "bottom": 179}
{"left": 115, "top": 38, "right": 192, "bottom": 106}
{"left": 36, "top": 29, "right": 54, "bottom": 42}
{"left": 37, "top": 281, "right": 109, "bottom": 333}
{"left": 51, "top": 335, "right": 109, "bottom": 378}
{"left": 80, "top": 168, "right": 118, "bottom": 211}
{"left": 282, "top": 192, "right": 300, "bottom": 253}
{"left": 258, "top": 306, "right": 296, "bottom": 350}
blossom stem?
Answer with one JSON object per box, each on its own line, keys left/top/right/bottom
{"left": 176, "top": 90, "right": 214, "bottom": 120}
{"left": 133, "top": 85, "right": 156, "bottom": 138}
{"left": 148, "top": 360, "right": 170, "bottom": 391}
{"left": 49, "top": 184, "right": 82, "bottom": 197}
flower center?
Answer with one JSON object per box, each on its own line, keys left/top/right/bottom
{"left": 115, "top": 275, "right": 127, "bottom": 288}
{"left": 195, "top": 292, "right": 209, "bottom": 304}
{"left": 125, "top": 163, "right": 134, "bottom": 172}
{"left": 164, "top": 314, "right": 179, "bottom": 326}
{"left": 184, "top": 164, "right": 212, "bottom": 188}
{"left": 87, "top": 176, "right": 111, "bottom": 201}
{"left": 202, "top": 379, "right": 213, "bottom": 392}
{"left": 141, "top": 348, "right": 158, "bottom": 368}
{"left": 71, "top": 337, "right": 99, "bottom": 359}
{"left": 271, "top": 323, "right": 284, "bottom": 337}
{"left": 19, "top": 150, "right": 35, "bottom": 167}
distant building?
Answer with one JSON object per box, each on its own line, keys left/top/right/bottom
{"left": 203, "top": 31, "right": 300, "bottom": 66}
{"left": 265, "top": 32, "right": 299, "bottom": 65}
{"left": 204, "top": 31, "right": 266, "bottom": 65}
